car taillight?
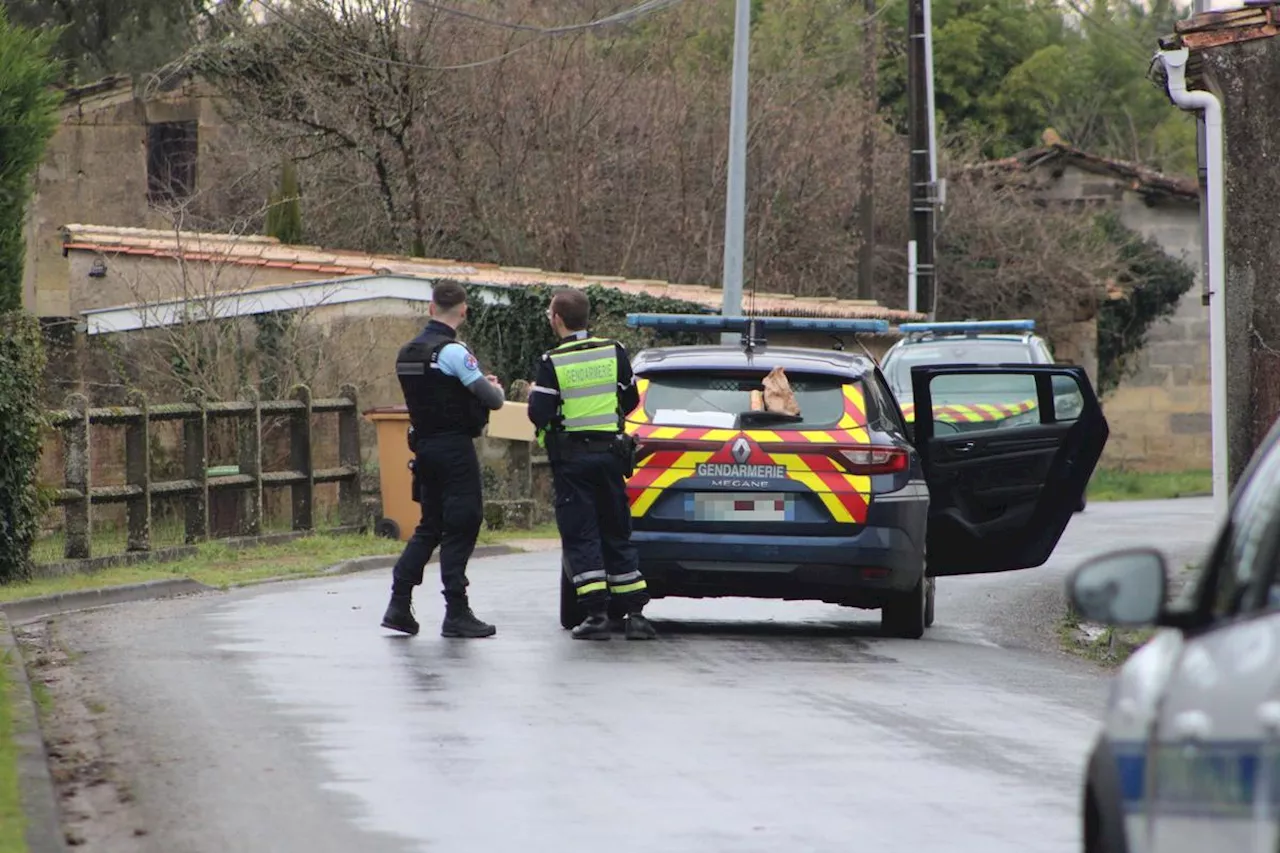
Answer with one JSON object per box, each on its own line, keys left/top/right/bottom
{"left": 837, "top": 446, "right": 908, "bottom": 475}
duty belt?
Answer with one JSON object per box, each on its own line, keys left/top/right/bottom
{"left": 558, "top": 433, "right": 621, "bottom": 453}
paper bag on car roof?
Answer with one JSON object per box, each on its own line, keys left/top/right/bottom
{"left": 762, "top": 366, "right": 801, "bottom": 416}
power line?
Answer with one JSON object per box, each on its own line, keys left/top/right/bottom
{"left": 237, "top": 0, "right": 684, "bottom": 73}
{"left": 409, "top": 0, "right": 686, "bottom": 35}
{"left": 244, "top": 0, "right": 537, "bottom": 71}
{"left": 1058, "top": 0, "right": 1152, "bottom": 61}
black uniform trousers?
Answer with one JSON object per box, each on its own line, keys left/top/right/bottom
{"left": 552, "top": 441, "right": 649, "bottom": 615}
{"left": 392, "top": 434, "right": 483, "bottom": 604}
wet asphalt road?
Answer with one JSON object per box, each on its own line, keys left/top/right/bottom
{"left": 44, "top": 498, "right": 1218, "bottom": 853}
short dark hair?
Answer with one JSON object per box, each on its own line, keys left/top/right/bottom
{"left": 550, "top": 288, "right": 590, "bottom": 331}
{"left": 431, "top": 281, "right": 467, "bottom": 312}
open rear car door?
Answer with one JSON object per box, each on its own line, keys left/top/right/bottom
{"left": 910, "top": 364, "right": 1108, "bottom": 576}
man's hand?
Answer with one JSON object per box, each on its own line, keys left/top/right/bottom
{"left": 485, "top": 374, "right": 502, "bottom": 388}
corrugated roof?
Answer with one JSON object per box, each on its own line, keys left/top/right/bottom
{"left": 61, "top": 224, "right": 922, "bottom": 322}
{"left": 1172, "top": 1, "right": 1280, "bottom": 50}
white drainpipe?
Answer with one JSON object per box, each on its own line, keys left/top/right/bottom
{"left": 1159, "top": 47, "right": 1228, "bottom": 519}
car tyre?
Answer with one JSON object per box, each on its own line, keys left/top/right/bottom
{"left": 882, "top": 578, "right": 927, "bottom": 639}
{"left": 924, "top": 578, "right": 936, "bottom": 628}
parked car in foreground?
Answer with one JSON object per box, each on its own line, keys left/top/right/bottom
{"left": 1067, "top": 416, "right": 1280, "bottom": 853}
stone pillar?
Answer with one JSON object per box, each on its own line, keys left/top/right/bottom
{"left": 1178, "top": 5, "right": 1280, "bottom": 486}
{"left": 1054, "top": 318, "right": 1099, "bottom": 393}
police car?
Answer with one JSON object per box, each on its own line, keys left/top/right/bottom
{"left": 558, "top": 313, "right": 1108, "bottom": 638}
{"left": 1066, "top": 417, "right": 1280, "bottom": 853}
{"left": 879, "top": 319, "right": 1064, "bottom": 428}
{"left": 880, "top": 318, "right": 1088, "bottom": 510}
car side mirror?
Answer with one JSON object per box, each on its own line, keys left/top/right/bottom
{"left": 1067, "top": 548, "right": 1168, "bottom": 627}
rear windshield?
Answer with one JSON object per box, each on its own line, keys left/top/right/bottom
{"left": 641, "top": 371, "right": 849, "bottom": 429}
{"left": 884, "top": 341, "right": 1032, "bottom": 395}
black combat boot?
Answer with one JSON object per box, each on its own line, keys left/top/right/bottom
{"left": 624, "top": 612, "right": 657, "bottom": 641}
{"left": 381, "top": 593, "right": 419, "bottom": 635}
{"left": 572, "top": 610, "right": 612, "bottom": 641}
{"left": 441, "top": 599, "right": 497, "bottom": 638}
{"left": 608, "top": 600, "right": 627, "bottom": 632}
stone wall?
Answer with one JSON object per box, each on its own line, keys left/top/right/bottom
{"left": 1024, "top": 160, "right": 1209, "bottom": 472}
{"left": 24, "top": 78, "right": 255, "bottom": 319}
{"left": 67, "top": 248, "right": 314, "bottom": 314}
{"left": 1103, "top": 188, "right": 1209, "bottom": 471}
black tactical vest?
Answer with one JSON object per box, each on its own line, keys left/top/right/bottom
{"left": 396, "top": 321, "right": 490, "bottom": 442}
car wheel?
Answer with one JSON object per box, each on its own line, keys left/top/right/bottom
{"left": 924, "top": 578, "right": 936, "bottom": 628}
{"left": 882, "top": 578, "right": 927, "bottom": 639}
{"left": 559, "top": 559, "right": 584, "bottom": 630}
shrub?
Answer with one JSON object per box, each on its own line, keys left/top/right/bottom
{"left": 0, "top": 313, "right": 48, "bottom": 582}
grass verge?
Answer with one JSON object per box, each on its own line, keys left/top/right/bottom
{"left": 1087, "top": 468, "right": 1211, "bottom": 502}
{"left": 0, "top": 644, "right": 25, "bottom": 853}
{"left": 1059, "top": 609, "right": 1156, "bottom": 667}
{"left": 3, "top": 523, "right": 559, "bottom": 606}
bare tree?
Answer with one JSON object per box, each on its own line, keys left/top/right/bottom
{"left": 83, "top": 201, "right": 385, "bottom": 405}
{"left": 175, "top": 0, "right": 1123, "bottom": 340}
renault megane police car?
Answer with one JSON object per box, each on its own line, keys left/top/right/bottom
{"left": 558, "top": 313, "right": 1109, "bottom": 639}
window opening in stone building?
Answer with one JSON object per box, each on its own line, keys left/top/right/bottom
{"left": 146, "top": 121, "right": 198, "bottom": 205}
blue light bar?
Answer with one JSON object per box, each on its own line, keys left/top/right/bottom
{"left": 898, "top": 319, "right": 1036, "bottom": 334}
{"left": 625, "top": 313, "right": 890, "bottom": 335}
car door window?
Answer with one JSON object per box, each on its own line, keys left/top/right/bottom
{"left": 1051, "top": 375, "right": 1083, "bottom": 423}
{"left": 1193, "top": 443, "right": 1280, "bottom": 619}
{"left": 1234, "top": 452, "right": 1280, "bottom": 615}
{"left": 911, "top": 366, "right": 1106, "bottom": 576}
{"left": 927, "top": 372, "right": 1040, "bottom": 431}
{"left": 863, "top": 370, "right": 907, "bottom": 435}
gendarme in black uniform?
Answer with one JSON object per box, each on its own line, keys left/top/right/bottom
{"left": 381, "top": 305, "right": 504, "bottom": 639}
{"left": 528, "top": 301, "right": 657, "bottom": 641}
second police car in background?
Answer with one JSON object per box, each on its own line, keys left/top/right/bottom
{"left": 879, "top": 318, "right": 1061, "bottom": 427}
{"left": 880, "top": 318, "right": 1088, "bottom": 509}
{"left": 558, "top": 313, "right": 1109, "bottom": 639}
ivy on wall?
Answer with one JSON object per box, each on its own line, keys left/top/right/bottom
{"left": 0, "top": 313, "right": 49, "bottom": 582}
{"left": 1095, "top": 214, "right": 1198, "bottom": 396}
{"left": 458, "top": 282, "right": 712, "bottom": 383}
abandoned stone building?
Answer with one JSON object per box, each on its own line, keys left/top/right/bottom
{"left": 22, "top": 71, "right": 245, "bottom": 320}
{"left": 978, "top": 142, "right": 1209, "bottom": 471}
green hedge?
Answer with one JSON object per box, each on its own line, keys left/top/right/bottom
{"left": 1096, "top": 214, "right": 1197, "bottom": 395}
{"left": 0, "top": 312, "right": 47, "bottom": 583}
{"left": 461, "top": 282, "right": 711, "bottom": 383}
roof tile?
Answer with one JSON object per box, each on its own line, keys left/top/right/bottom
{"left": 58, "top": 224, "right": 923, "bottom": 322}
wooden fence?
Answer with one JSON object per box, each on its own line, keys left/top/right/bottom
{"left": 44, "top": 384, "right": 363, "bottom": 561}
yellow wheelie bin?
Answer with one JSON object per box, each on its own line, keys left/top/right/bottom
{"left": 364, "top": 402, "right": 536, "bottom": 541}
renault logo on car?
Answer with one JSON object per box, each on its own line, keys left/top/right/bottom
{"left": 696, "top": 437, "right": 787, "bottom": 486}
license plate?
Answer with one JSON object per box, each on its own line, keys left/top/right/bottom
{"left": 686, "top": 493, "right": 794, "bottom": 522}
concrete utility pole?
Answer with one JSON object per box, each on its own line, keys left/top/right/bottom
{"left": 720, "top": 0, "right": 751, "bottom": 343}
{"left": 856, "top": 0, "right": 878, "bottom": 302}
{"left": 906, "top": 0, "right": 938, "bottom": 318}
